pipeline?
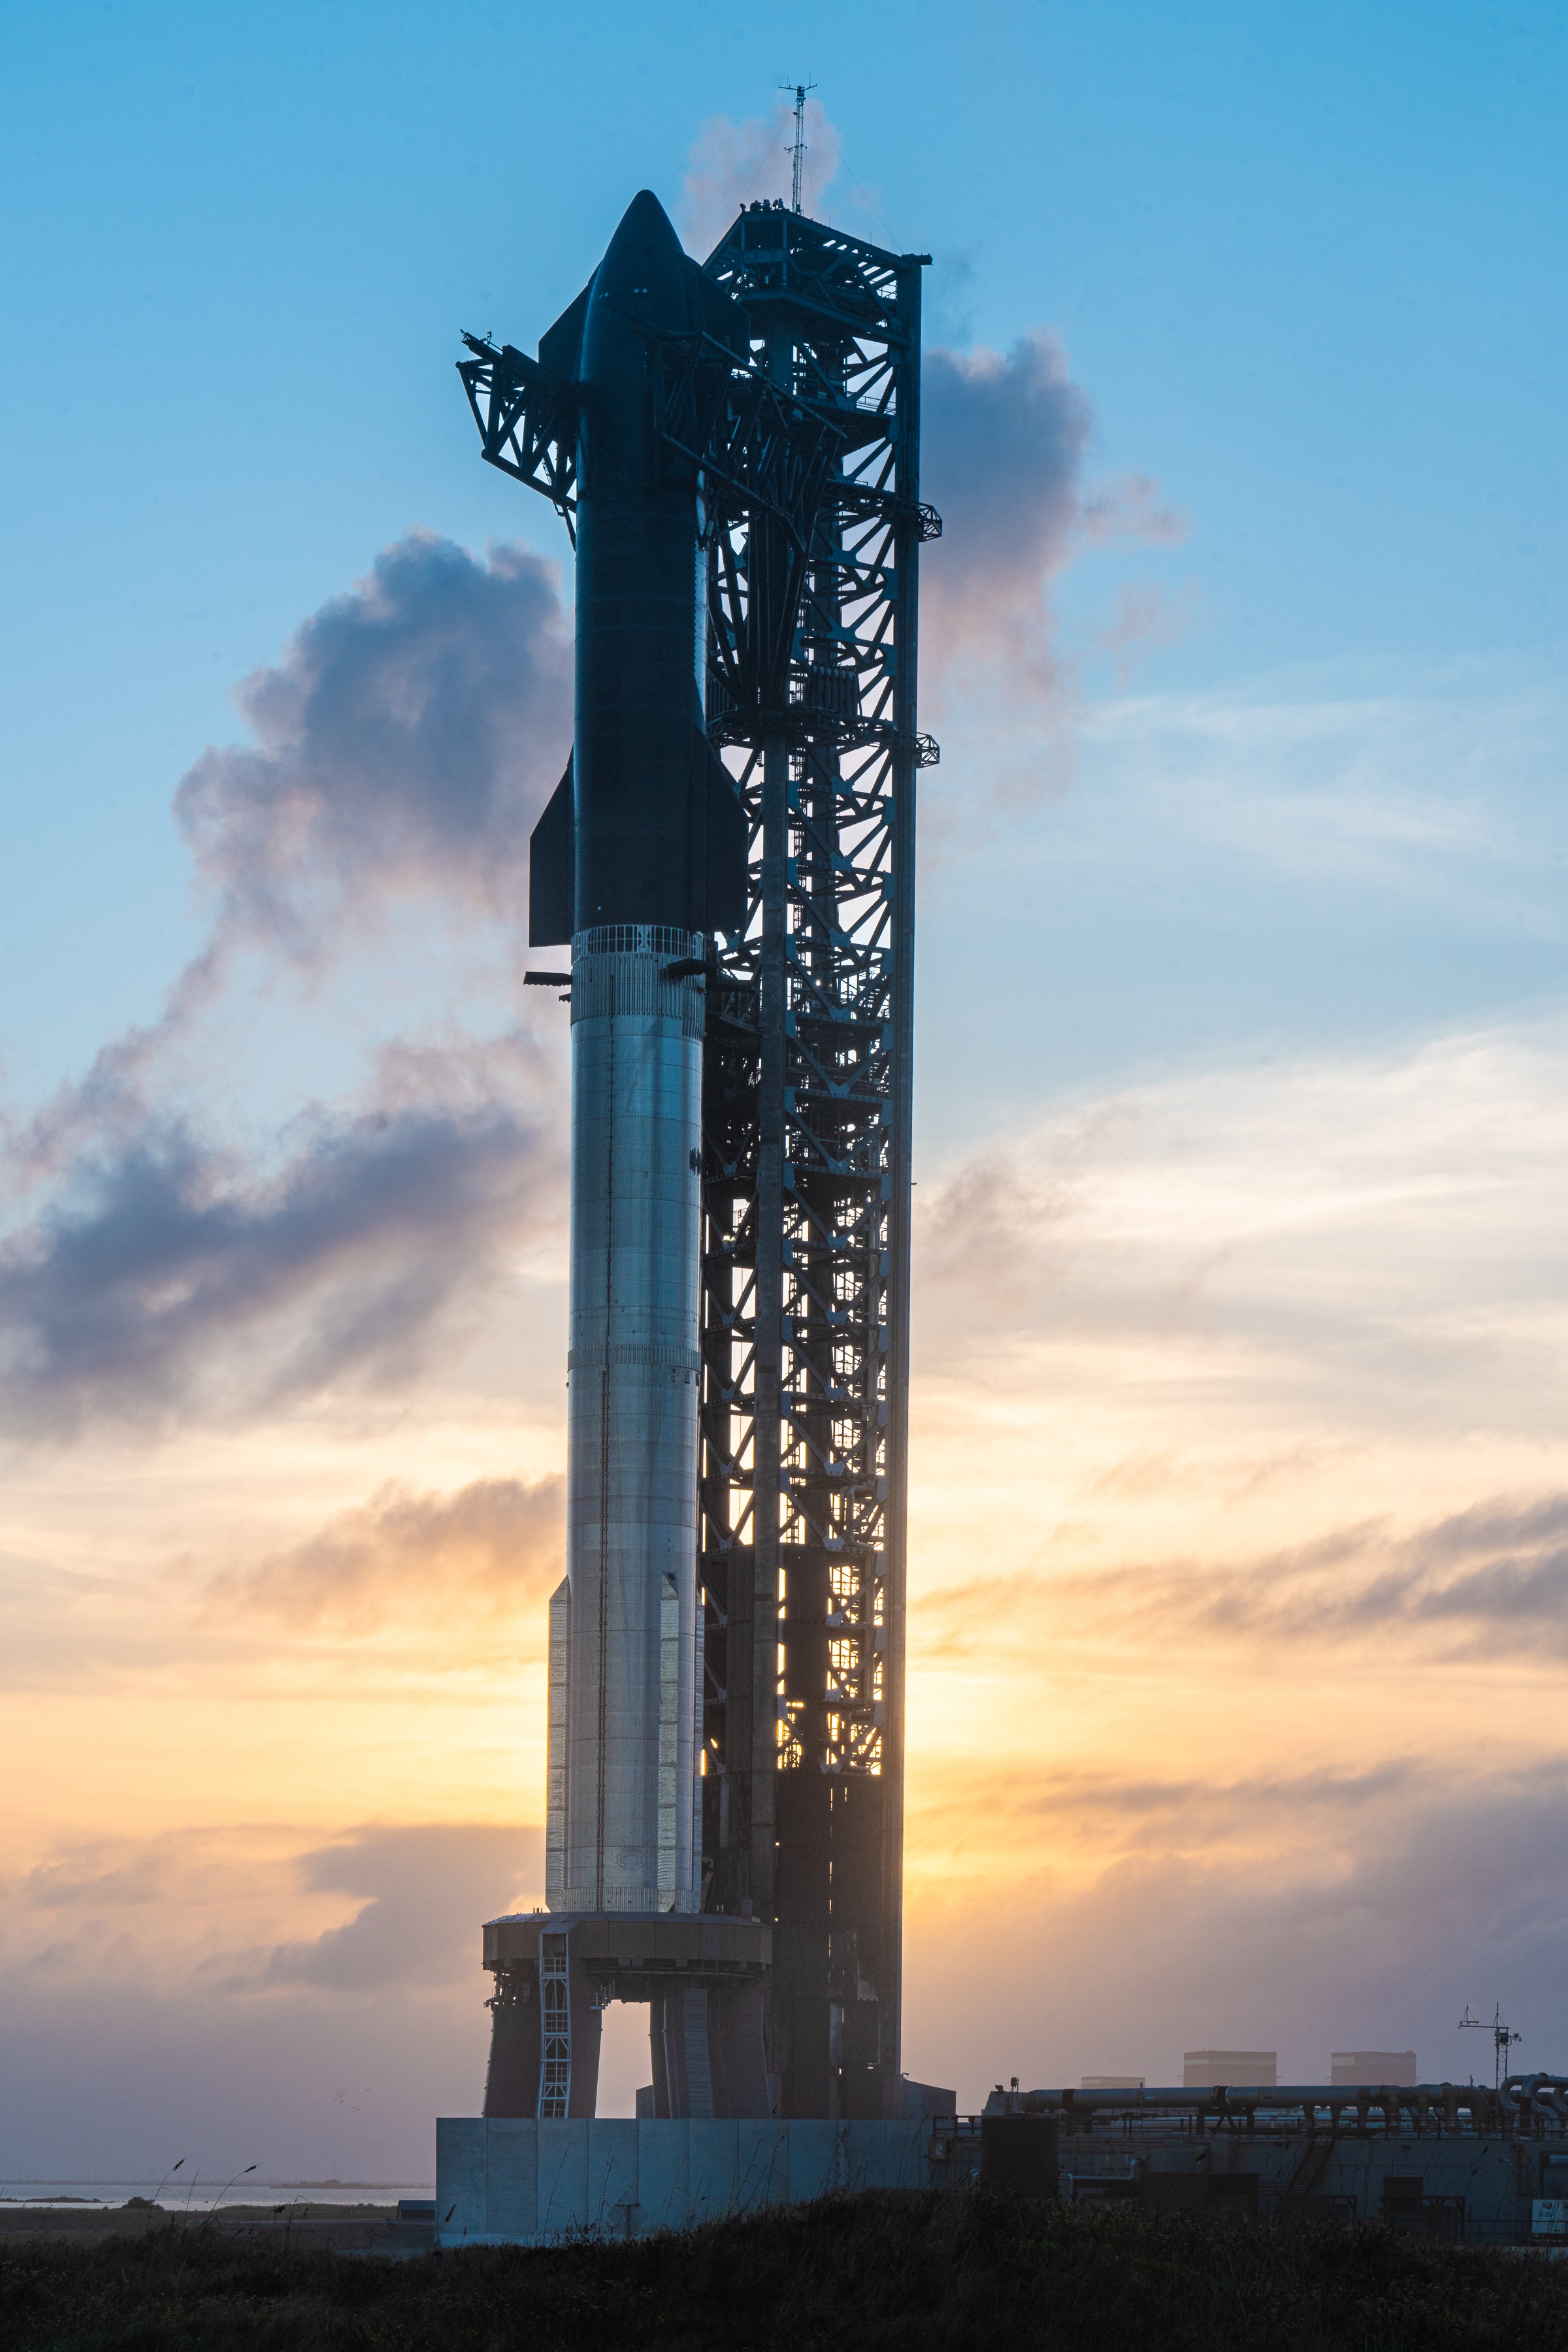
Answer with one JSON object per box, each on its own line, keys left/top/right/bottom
{"left": 987, "top": 2083, "right": 1512, "bottom": 2133}
{"left": 1503, "top": 2073, "right": 1568, "bottom": 2125}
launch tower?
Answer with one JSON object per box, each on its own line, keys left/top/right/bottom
{"left": 459, "top": 190, "right": 934, "bottom": 2123}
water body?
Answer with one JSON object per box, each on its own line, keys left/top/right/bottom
{"left": 0, "top": 2179, "right": 433, "bottom": 2212}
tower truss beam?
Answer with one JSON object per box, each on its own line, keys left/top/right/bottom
{"left": 696, "top": 204, "right": 934, "bottom": 2121}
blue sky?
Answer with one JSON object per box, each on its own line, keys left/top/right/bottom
{"left": 4, "top": 2, "right": 1568, "bottom": 2166}
{"left": 5, "top": 0, "right": 1565, "bottom": 1107}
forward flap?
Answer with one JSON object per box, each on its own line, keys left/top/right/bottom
{"left": 529, "top": 755, "right": 575, "bottom": 947}
{"left": 538, "top": 278, "right": 594, "bottom": 380}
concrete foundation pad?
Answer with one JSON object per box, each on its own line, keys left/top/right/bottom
{"left": 483, "top": 2117, "right": 538, "bottom": 2241}
{"left": 436, "top": 2116, "right": 935, "bottom": 2245}
{"left": 536, "top": 2119, "right": 590, "bottom": 2238}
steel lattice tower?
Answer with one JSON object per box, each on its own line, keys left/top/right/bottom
{"left": 694, "top": 205, "right": 938, "bottom": 2119}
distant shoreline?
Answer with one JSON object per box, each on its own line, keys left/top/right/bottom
{"left": 0, "top": 2181, "right": 434, "bottom": 2194}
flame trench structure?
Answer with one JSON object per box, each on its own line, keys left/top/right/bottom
{"left": 459, "top": 189, "right": 936, "bottom": 2123}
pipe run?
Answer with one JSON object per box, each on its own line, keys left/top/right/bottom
{"left": 990, "top": 2083, "right": 1519, "bottom": 2133}
{"left": 1503, "top": 2073, "right": 1568, "bottom": 2125}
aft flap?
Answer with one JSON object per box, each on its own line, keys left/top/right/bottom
{"left": 529, "top": 756, "right": 575, "bottom": 947}
{"left": 698, "top": 730, "right": 749, "bottom": 939}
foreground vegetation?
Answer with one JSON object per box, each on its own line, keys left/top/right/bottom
{"left": 5, "top": 2189, "right": 1567, "bottom": 2351}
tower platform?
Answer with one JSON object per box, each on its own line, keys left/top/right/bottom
{"left": 482, "top": 1912, "right": 772, "bottom": 2121}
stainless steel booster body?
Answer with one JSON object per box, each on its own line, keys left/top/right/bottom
{"left": 546, "top": 928, "right": 705, "bottom": 1914}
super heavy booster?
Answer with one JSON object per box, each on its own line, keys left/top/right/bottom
{"left": 527, "top": 193, "right": 749, "bottom": 1915}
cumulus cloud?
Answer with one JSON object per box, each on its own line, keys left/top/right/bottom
{"left": 231, "top": 1823, "right": 540, "bottom": 1997}
{"left": 6, "top": 532, "right": 569, "bottom": 1190}
{"left": 175, "top": 531, "right": 572, "bottom": 969}
{"left": 1, "top": 220, "right": 1185, "bottom": 1434}
{"left": 0, "top": 1041, "right": 555, "bottom": 1435}
{"left": 679, "top": 95, "right": 842, "bottom": 256}
{"left": 678, "top": 100, "right": 1184, "bottom": 737}
{"left": 921, "top": 331, "right": 1183, "bottom": 710}
{"left": 0, "top": 531, "right": 579, "bottom": 1436}
{"left": 216, "top": 1473, "right": 564, "bottom": 1628}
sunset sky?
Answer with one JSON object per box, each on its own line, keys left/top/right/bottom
{"left": 4, "top": 0, "right": 1567, "bottom": 2180}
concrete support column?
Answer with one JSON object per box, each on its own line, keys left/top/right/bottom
{"left": 647, "top": 1980, "right": 770, "bottom": 2118}
{"left": 482, "top": 1970, "right": 541, "bottom": 2119}
{"left": 658, "top": 1987, "right": 715, "bottom": 2118}
{"left": 708, "top": 1978, "right": 772, "bottom": 2119}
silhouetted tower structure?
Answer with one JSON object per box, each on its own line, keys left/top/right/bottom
{"left": 695, "top": 204, "right": 937, "bottom": 2119}
{"left": 458, "top": 191, "right": 936, "bottom": 2121}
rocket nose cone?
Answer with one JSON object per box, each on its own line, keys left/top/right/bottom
{"left": 587, "top": 188, "right": 693, "bottom": 349}
{"left": 612, "top": 188, "right": 682, "bottom": 255}
{"left": 597, "top": 189, "right": 687, "bottom": 301}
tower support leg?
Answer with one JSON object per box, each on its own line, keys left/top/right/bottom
{"left": 482, "top": 1972, "right": 542, "bottom": 2119}
{"left": 709, "top": 1978, "right": 772, "bottom": 2119}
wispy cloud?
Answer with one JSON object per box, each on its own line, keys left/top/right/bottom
{"left": 1075, "top": 668, "right": 1568, "bottom": 907}
{"left": 1004, "top": 1494, "right": 1568, "bottom": 1662}
{"left": 176, "top": 532, "right": 572, "bottom": 972}
{"left": 916, "top": 1494, "right": 1568, "bottom": 1689}
{"left": 900, "top": 1011, "right": 1568, "bottom": 1796}
{"left": 214, "top": 1472, "right": 564, "bottom": 1628}
{"left": 0, "top": 1037, "right": 557, "bottom": 1435}
{"left": 917, "top": 1757, "right": 1423, "bottom": 1848}
{"left": 10, "top": 1820, "right": 540, "bottom": 2005}
{"left": 0, "top": 1821, "right": 539, "bottom": 2174}
{"left": 905, "top": 1756, "right": 1568, "bottom": 2095}
{"left": 915, "top": 1017, "right": 1568, "bottom": 1379}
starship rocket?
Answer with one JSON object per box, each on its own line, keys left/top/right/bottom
{"left": 525, "top": 192, "right": 750, "bottom": 1920}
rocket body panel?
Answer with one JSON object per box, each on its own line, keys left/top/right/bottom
{"left": 549, "top": 189, "right": 744, "bottom": 939}
{"left": 561, "top": 927, "right": 704, "bottom": 1914}
{"left": 526, "top": 193, "right": 749, "bottom": 947}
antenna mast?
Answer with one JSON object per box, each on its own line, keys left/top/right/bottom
{"left": 1460, "top": 2001, "right": 1524, "bottom": 2089}
{"left": 780, "top": 80, "right": 816, "bottom": 214}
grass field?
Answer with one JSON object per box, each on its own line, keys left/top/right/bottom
{"left": 5, "top": 2189, "right": 1568, "bottom": 2350}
